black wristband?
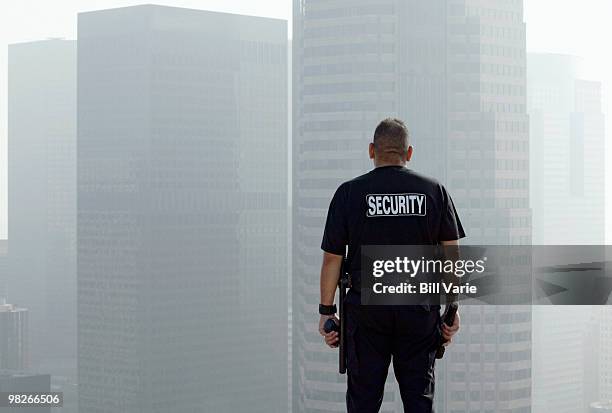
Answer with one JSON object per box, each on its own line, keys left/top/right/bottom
{"left": 319, "top": 304, "right": 337, "bottom": 315}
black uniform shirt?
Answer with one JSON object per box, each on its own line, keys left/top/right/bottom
{"left": 321, "top": 165, "right": 465, "bottom": 283}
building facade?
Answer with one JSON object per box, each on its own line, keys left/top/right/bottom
{"left": 78, "top": 6, "right": 288, "bottom": 412}
{"left": 527, "top": 54, "right": 605, "bottom": 245}
{"left": 527, "top": 54, "right": 607, "bottom": 412}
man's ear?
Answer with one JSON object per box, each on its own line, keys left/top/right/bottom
{"left": 406, "top": 145, "right": 413, "bottom": 162}
{"left": 369, "top": 142, "right": 375, "bottom": 159}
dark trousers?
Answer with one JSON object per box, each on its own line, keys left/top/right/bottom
{"left": 345, "top": 302, "right": 441, "bottom": 413}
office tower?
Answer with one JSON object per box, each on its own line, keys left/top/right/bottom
{"left": 443, "top": 3, "right": 531, "bottom": 413}
{"left": 0, "top": 302, "right": 28, "bottom": 370}
{"left": 293, "top": 1, "right": 530, "bottom": 411}
{"left": 527, "top": 54, "right": 606, "bottom": 412}
{"left": 573, "top": 79, "right": 606, "bottom": 231}
{"left": 7, "top": 39, "right": 77, "bottom": 379}
{"left": 527, "top": 54, "right": 605, "bottom": 245}
{"left": 0, "top": 372, "right": 51, "bottom": 413}
{"left": 77, "top": 6, "right": 287, "bottom": 412}
{"left": 446, "top": 1, "right": 531, "bottom": 245}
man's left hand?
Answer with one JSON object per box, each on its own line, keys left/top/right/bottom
{"left": 319, "top": 314, "right": 340, "bottom": 348}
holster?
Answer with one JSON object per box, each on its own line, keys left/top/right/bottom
{"left": 338, "top": 259, "right": 350, "bottom": 374}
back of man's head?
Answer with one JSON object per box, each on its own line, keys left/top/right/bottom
{"left": 373, "top": 118, "right": 409, "bottom": 162}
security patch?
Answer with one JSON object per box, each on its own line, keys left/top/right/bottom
{"left": 366, "top": 193, "right": 426, "bottom": 217}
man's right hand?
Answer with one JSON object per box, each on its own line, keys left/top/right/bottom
{"left": 441, "top": 309, "right": 460, "bottom": 344}
{"left": 319, "top": 314, "right": 340, "bottom": 348}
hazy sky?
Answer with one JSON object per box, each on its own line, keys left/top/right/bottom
{"left": 1, "top": 0, "right": 611, "bottom": 240}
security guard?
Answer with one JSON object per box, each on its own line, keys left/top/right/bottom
{"left": 318, "top": 118, "right": 464, "bottom": 413}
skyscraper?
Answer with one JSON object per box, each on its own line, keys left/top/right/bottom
{"left": 293, "top": 1, "right": 531, "bottom": 411}
{"left": 527, "top": 54, "right": 605, "bottom": 245}
{"left": 7, "top": 39, "right": 77, "bottom": 379}
{"left": 77, "top": 6, "right": 288, "bottom": 412}
{"left": 442, "top": 3, "right": 531, "bottom": 413}
{"left": 527, "top": 54, "right": 606, "bottom": 412}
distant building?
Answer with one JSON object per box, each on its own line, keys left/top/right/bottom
{"left": 78, "top": 5, "right": 288, "bottom": 413}
{"left": 0, "top": 303, "right": 28, "bottom": 370}
{"left": 7, "top": 40, "right": 77, "bottom": 379}
{"left": 0, "top": 372, "right": 50, "bottom": 413}
{"left": 527, "top": 54, "right": 605, "bottom": 245}
{"left": 528, "top": 54, "right": 607, "bottom": 413}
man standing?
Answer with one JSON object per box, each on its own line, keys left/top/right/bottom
{"left": 318, "top": 118, "right": 463, "bottom": 412}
